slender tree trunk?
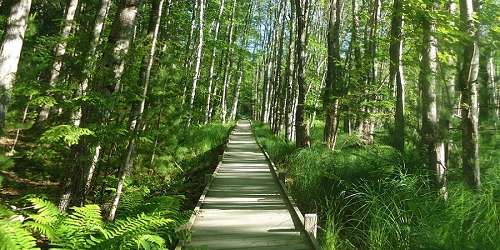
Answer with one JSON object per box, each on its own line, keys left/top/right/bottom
{"left": 10, "top": 94, "right": 32, "bottom": 154}
{"left": 479, "top": 49, "right": 495, "bottom": 122}
{"left": 108, "top": 0, "right": 164, "bottom": 221}
{"left": 221, "top": 0, "right": 237, "bottom": 124}
{"left": 182, "top": 0, "right": 199, "bottom": 104}
{"left": 37, "top": 0, "right": 80, "bottom": 122}
{"left": 284, "top": 3, "right": 296, "bottom": 141}
{"left": 0, "top": 0, "right": 32, "bottom": 131}
{"left": 187, "top": 0, "right": 206, "bottom": 126}
{"left": 360, "top": 0, "right": 380, "bottom": 143}
{"left": 323, "top": 0, "right": 342, "bottom": 150}
{"left": 294, "top": 0, "right": 310, "bottom": 147}
{"left": 390, "top": 0, "right": 405, "bottom": 153}
{"left": 419, "top": 2, "right": 447, "bottom": 197}
{"left": 459, "top": 0, "right": 480, "bottom": 189}
{"left": 205, "top": 0, "right": 226, "bottom": 124}
{"left": 73, "top": 0, "right": 112, "bottom": 126}
{"left": 59, "top": 0, "right": 142, "bottom": 212}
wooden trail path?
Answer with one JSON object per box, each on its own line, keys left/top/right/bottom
{"left": 182, "top": 120, "right": 316, "bottom": 250}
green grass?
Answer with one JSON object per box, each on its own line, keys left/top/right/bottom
{"left": 253, "top": 122, "right": 500, "bottom": 250}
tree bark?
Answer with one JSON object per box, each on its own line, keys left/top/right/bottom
{"left": 73, "top": 0, "right": 112, "bottom": 127}
{"left": 459, "top": 0, "right": 480, "bottom": 189}
{"left": 294, "top": 0, "right": 310, "bottom": 148}
{"left": 419, "top": 2, "right": 447, "bottom": 197}
{"left": 221, "top": 0, "right": 237, "bottom": 124}
{"left": 108, "top": 0, "right": 164, "bottom": 221}
{"left": 0, "top": 0, "right": 32, "bottom": 131}
{"left": 59, "top": 0, "right": 143, "bottom": 212}
{"left": 323, "top": 0, "right": 342, "bottom": 150}
{"left": 390, "top": 0, "right": 405, "bottom": 153}
{"left": 284, "top": 2, "right": 296, "bottom": 141}
{"left": 37, "top": 0, "right": 80, "bottom": 122}
{"left": 187, "top": 0, "right": 206, "bottom": 126}
{"left": 205, "top": 0, "right": 226, "bottom": 124}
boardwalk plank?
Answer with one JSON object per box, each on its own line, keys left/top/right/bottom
{"left": 184, "top": 120, "right": 312, "bottom": 249}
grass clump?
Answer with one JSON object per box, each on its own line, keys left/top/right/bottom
{"left": 253, "top": 122, "right": 500, "bottom": 250}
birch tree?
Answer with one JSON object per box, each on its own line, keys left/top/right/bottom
{"left": 0, "top": 0, "right": 32, "bottom": 131}
{"left": 458, "top": 0, "right": 480, "bottom": 189}
{"left": 187, "top": 0, "right": 206, "bottom": 126}
{"left": 37, "top": 0, "right": 80, "bottom": 123}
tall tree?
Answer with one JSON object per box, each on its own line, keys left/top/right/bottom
{"left": 0, "top": 0, "right": 32, "bottom": 131}
{"left": 205, "top": 0, "right": 226, "bottom": 124}
{"left": 220, "top": 0, "right": 237, "bottom": 124}
{"left": 294, "top": 0, "right": 310, "bottom": 147}
{"left": 187, "top": 0, "right": 206, "bottom": 126}
{"left": 108, "top": 0, "right": 165, "bottom": 221}
{"left": 390, "top": 0, "right": 405, "bottom": 153}
{"left": 37, "top": 0, "right": 80, "bottom": 123}
{"left": 58, "top": 0, "right": 143, "bottom": 212}
{"left": 323, "top": 0, "right": 342, "bottom": 150}
{"left": 419, "top": 1, "right": 447, "bottom": 197}
{"left": 458, "top": 0, "right": 480, "bottom": 189}
{"left": 73, "top": 0, "right": 113, "bottom": 127}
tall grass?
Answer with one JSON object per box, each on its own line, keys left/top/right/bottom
{"left": 253, "top": 122, "right": 500, "bottom": 250}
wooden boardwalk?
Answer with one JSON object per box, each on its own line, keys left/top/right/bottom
{"left": 183, "top": 120, "right": 314, "bottom": 250}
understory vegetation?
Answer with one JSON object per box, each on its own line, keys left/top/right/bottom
{"left": 1, "top": 123, "right": 231, "bottom": 249}
{"left": 254, "top": 122, "right": 500, "bottom": 250}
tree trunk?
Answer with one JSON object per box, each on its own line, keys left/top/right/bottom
{"left": 205, "top": 0, "right": 226, "bottom": 124}
{"left": 59, "top": 0, "right": 143, "bottom": 212}
{"left": 108, "top": 0, "right": 164, "bottom": 221}
{"left": 221, "top": 0, "right": 237, "bottom": 124}
{"left": 294, "top": 0, "right": 310, "bottom": 148}
{"left": 73, "top": 0, "right": 112, "bottom": 127}
{"left": 0, "top": 0, "right": 32, "bottom": 131}
{"left": 419, "top": 2, "right": 447, "bottom": 197}
{"left": 187, "top": 0, "right": 206, "bottom": 126}
{"left": 182, "top": 0, "right": 199, "bottom": 104}
{"left": 459, "top": 0, "right": 480, "bottom": 189}
{"left": 284, "top": 2, "right": 296, "bottom": 141}
{"left": 323, "top": 0, "right": 342, "bottom": 150}
{"left": 37, "top": 0, "right": 79, "bottom": 122}
{"left": 390, "top": 0, "right": 405, "bottom": 153}
{"left": 359, "top": 0, "right": 380, "bottom": 143}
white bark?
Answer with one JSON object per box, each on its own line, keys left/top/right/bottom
{"left": 0, "top": 0, "right": 32, "bottom": 129}
{"left": 205, "top": 0, "right": 226, "bottom": 124}
{"left": 108, "top": 0, "right": 164, "bottom": 221}
{"left": 187, "top": 0, "right": 206, "bottom": 126}
{"left": 73, "top": 0, "right": 112, "bottom": 126}
{"left": 38, "top": 0, "right": 80, "bottom": 122}
{"left": 220, "top": 0, "right": 237, "bottom": 124}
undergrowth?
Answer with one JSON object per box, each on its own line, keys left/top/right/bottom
{"left": 254, "top": 122, "right": 500, "bottom": 250}
{"left": 0, "top": 123, "right": 232, "bottom": 249}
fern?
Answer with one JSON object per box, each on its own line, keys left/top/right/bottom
{"left": 134, "top": 234, "right": 166, "bottom": 250}
{"left": 99, "top": 213, "right": 174, "bottom": 249}
{"left": 57, "top": 205, "right": 104, "bottom": 249}
{"left": 0, "top": 220, "right": 39, "bottom": 250}
{"left": 26, "top": 198, "right": 62, "bottom": 240}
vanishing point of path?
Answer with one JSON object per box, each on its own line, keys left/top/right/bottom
{"left": 184, "top": 120, "right": 313, "bottom": 250}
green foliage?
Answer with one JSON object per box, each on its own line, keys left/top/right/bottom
{"left": 40, "top": 125, "right": 94, "bottom": 146}
{"left": 0, "top": 220, "right": 38, "bottom": 250}
{"left": 0, "top": 196, "right": 182, "bottom": 250}
{"left": 254, "top": 123, "right": 500, "bottom": 250}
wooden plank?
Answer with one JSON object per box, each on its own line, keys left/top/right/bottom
{"left": 179, "top": 120, "right": 315, "bottom": 250}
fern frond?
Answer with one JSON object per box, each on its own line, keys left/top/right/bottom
{"left": 134, "top": 234, "right": 166, "bottom": 250}
{"left": 0, "top": 220, "right": 39, "bottom": 250}
{"left": 27, "top": 198, "right": 62, "bottom": 239}
{"left": 57, "top": 205, "right": 104, "bottom": 249}
{"left": 98, "top": 213, "right": 174, "bottom": 249}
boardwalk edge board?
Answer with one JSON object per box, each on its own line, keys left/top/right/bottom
{"left": 175, "top": 126, "right": 233, "bottom": 250}
{"left": 251, "top": 121, "right": 322, "bottom": 250}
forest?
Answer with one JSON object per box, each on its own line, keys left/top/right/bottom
{"left": 0, "top": 0, "right": 498, "bottom": 249}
